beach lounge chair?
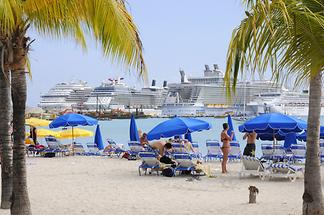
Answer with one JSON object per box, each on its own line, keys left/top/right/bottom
{"left": 44, "top": 136, "right": 68, "bottom": 156}
{"left": 228, "top": 141, "right": 241, "bottom": 161}
{"left": 261, "top": 144, "right": 273, "bottom": 160}
{"left": 170, "top": 143, "right": 186, "bottom": 153}
{"left": 320, "top": 140, "right": 324, "bottom": 163}
{"left": 290, "top": 144, "right": 306, "bottom": 163}
{"left": 205, "top": 140, "right": 223, "bottom": 162}
{"left": 268, "top": 163, "right": 303, "bottom": 182}
{"left": 173, "top": 153, "right": 197, "bottom": 175}
{"left": 138, "top": 152, "right": 162, "bottom": 176}
{"left": 128, "top": 141, "right": 146, "bottom": 156}
{"left": 103, "top": 139, "right": 125, "bottom": 157}
{"left": 74, "top": 143, "right": 86, "bottom": 155}
{"left": 272, "top": 145, "right": 289, "bottom": 162}
{"left": 239, "top": 156, "right": 268, "bottom": 180}
{"left": 86, "top": 143, "right": 100, "bottom": 156}
{"left": 190, "top": 142, "right": 202, "bottom": 159}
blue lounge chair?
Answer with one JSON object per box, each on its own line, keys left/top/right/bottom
{"left": 261, "top": 144, "right": 273, "bottom": 160}
{"left": 86, "top": 143, "right": 100, "bottom": 156}
{"left": 128, "top": 141, "right": 145, "bottom": 156}
{"left": 74, "top": 143, "right": 86, "bottom": 155}
{"left": 228, "top": 141, "right": 241, "bottom": 161}
{"left": 190, "top": 142, "right": 202, "bottom": 159}
{"left": 173, "top": 153, "right": 196, "bottom": 175}
{"left": 320, "top": 140, "right": 324, "bottom": 163}
{"left": 44, "top": 136, "right": 69, "bottom": 156}
{"left": 290, "top": 144, "right": 306, "bottom": 163}
{"left": 138, "top": 152, "right": 162, "bottom": 176}
{"left": 103, "top": 139, "right": 125, "bottom": 157}
{"left": 205, "top": 140, "right": 223, "bottom": 162}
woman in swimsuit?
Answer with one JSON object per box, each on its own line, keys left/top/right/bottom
{"left": 220, "top": 123, "right": 234, "bottom": 173}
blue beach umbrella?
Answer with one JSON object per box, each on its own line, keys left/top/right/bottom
{"left": 49, "top": 113, "right": 98, "bottom": 128}
{"left": 148, "top": 117, "right": 211, "bottom": 140}
{"left": 130, "top": 114, "right": 139, "bottom": 141}
{"left": 94, "top": 125, "right": 104, "bottom": 150}
{"left": 227, "top": 115, "right": 236, "bottom": 141}
{"left": 49, "top": 113, "right": 98, "bottom": 153}
{"left": 297, "top": 126, "right": 324, "bottom": 141}
{"left": 239, "top": 113, "right": 307, "bottom": 134}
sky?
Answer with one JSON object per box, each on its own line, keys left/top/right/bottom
{"left": 27, "top": 0, "right": 247, "bottom": 106}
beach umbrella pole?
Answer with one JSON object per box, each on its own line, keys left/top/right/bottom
{"left": 72, "top": 126, "right": 75, "bottom": 155}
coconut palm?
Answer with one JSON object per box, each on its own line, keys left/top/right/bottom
{"left": 0, "top": 0, "right": 146, "bottom": 214}
{"left": 225, "top": 0, "right": 324, "bottom": 214}
{"left": 0, "top": 49, "right": 12, "bottom": 209}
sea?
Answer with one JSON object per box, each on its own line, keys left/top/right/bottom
{"left": 41, "top": 116, "right": 321, "bottom": 158}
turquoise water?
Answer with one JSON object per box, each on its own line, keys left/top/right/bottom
{"left": 45, "top": 116, "right": 323, "bottom": 158}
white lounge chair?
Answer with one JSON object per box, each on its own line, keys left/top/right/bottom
{"left": 239, "top": 156, "right": 268, "bottom": 180}
{"left": 74, "top": 143, "right": 86, "bottom": 155}
{"left": 261, "top": 144, "right": 273, "bottom": 160}
{"left": 138, "top": 152, "right": 162, "bottom": 176}
{"left": 228, "top": 141, "right": 241, "bottom": 161}
{"left": 191, "top": 142, "right": 202, "bottom": 159}
{"left": 205, "top": 140, "right": 223, "bottom": 162}
{"left": 171, "top": 143, "right": 188, "bottom": 153}
{"left": 290, "top": 144, "right": 306, "bottom": 163}
{"left": 173, "top": 153, "right": 197, "bottom": 175}
{"left": 128, "top": 141, "right": 145, "bottom": 155}
{"left": 268, "top": 163, "right": 303, "bottom": 182}
{"left": 86, "top": 143, "right": 100, "bottom": 156}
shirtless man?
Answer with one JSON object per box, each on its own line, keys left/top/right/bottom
{"left": 243, "top": 131, "right": 257, "bottom": 157}
{"left": 140, "top": 133, "right": 171, "bottom": 156}
{"left": 221, "top": 123, "right": 234, "bottom": 174}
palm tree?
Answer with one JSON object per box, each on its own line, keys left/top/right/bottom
{"left": 0, "top": 42, "right": 13, "bottom": 209}
{"left": 225, "top": 1, "right": 324, "bottom": 214}
{"left": 1, "top": 1, "right": 146, "bottom": 214}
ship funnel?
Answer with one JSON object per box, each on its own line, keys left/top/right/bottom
{"left": 151, "top": 80, "right": 156, "bottom": 87}
{"left": 163, "top": 81, "right": 168, "bottom": 88}
{"left": 213, "top": 64, "right": 219, "bottom": 70}
{"left": 180, "top": 69, "right": 189, "bottom": 83}
{"left": 204, "top": 65, "right": 210, "bottom": 71}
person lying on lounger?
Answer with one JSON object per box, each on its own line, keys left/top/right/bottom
{"left": 140, "top": 133, "right": 172, "bottom": 156}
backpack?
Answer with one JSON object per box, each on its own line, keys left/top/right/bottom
{"left": 162, "top": 167, "right": 174, "bottom": 177}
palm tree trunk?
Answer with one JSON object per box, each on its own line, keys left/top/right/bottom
{"left": 10, "top": 28, "right": 31, "bottom": 215}
{"left": 0, "top": 44, "right": 13, "bottom": 209}
{"left": 303, "top": 71, "right": 324, "bottom": 215}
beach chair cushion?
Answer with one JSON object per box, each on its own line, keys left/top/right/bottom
{"left": 242, "top": 156, "right": 264, "bottom": 171}
{"left": 173, "top": 153, "right": 195, "bottom": 171}
{"left": 128, "top": 141, "right": 145, "bottom": 153}
{"left": 205, "top": 140, "right": 222, "bottom": 158}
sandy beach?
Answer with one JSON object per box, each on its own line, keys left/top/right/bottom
{"left": 0, "top": 156, "right": 319, "bottom": 215}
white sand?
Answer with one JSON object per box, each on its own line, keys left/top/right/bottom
{"left": 0, "top": 156, "right": 322, "bottom": 215}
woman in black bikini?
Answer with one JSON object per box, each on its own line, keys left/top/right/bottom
{"left": 220, "top": 123, "right": 234, "bottom": 173}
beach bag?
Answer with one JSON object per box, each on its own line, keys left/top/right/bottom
{"left": 44, "top": 152, "right": 55, "bottom": 158}
{"left": 162, "top": 167, "right": 174, "bottom": 177}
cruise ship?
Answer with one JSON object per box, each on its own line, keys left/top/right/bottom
{"left": 246, "top": 90, "right": 324, "bottom": 116}
{"left": 39, "top": 81, "right": 92, "bottom": 112}
{"left": 39, "top": 78, "right": 168, "bottom": 113}
{"left": 83, "top": 78, "right": 168, "bottom": 111}
{"left": 162, "top": 64, "right": 282, "bottom": 117}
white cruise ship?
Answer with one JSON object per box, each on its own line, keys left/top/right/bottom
{"left": 246, "top": 90, "right": 324, "bottom": 116}
{"left": 39, "top": 81, "right": 92, "bottom": 112}
{"left": 40, "top": 78, "right": 168, "bottom": 113}
{"left": 162, "top": 64, "right": 282, "bottom": 117}
{"left": 83, "top": 78, "right": 168, "bottom": 111}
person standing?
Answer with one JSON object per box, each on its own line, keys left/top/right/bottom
{"left": 220, "top": 123, "right": 234, "bottom": 174}
{"left": 243, "top": 131, "right": 257, "bottom": 157}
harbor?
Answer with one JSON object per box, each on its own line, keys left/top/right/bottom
{"left": 36, "top": 64, "right": 324, "bottom": 119}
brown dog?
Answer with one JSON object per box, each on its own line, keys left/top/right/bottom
{"left": 248, "top": 186, "right": 259, "bottom": 203}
